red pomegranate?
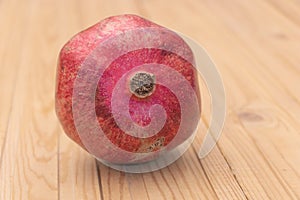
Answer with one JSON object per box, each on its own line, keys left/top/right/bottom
{"left": 55, "top": 14, "right": 201, "bottom": 164}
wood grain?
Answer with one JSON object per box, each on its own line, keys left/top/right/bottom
{"left": 0, "top": 0, "right": 299, "bottom": 199}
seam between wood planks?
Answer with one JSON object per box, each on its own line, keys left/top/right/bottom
{"left": 200, "top": 116, "right": 249, "bottom": 199}
{"left": 192, "top": 140, "right": 249, "bottom": 200}
{"left": 57, "top": 128, "right": 60, "bottom": 200}
{"left": 141, "top": 174, "right": 151, "bottom": 200}
{"left": 192, "top": 147, "right": 220, "bottom": 199}
{"left": 216, "top": 144, "right": 250, "bottom": 200}
{"left": 161, "top": 168, "right": 185, "bottom": 200}
{"left": 96, "top": 160, "right": 104, "bottom": 200}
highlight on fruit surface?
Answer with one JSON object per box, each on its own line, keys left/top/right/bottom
{"left": 55, "top": 14, "right": 206, "bottom": 171}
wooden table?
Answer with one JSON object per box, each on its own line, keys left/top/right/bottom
{"left": 1, "top": 0, "right": 299, "bottom": 199}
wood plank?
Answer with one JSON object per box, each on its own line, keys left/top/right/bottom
{"left": 0, "top": 0, "right": 59, "bottom": 198}
{"left": 188, "top": 0, "right": 300, "bottom": 199}
{"left": 59, "top": 138, "right": 101, "bottom": 200}
{"left": 0, "top": 0, "right": 22, "bottom": 160}
{"left": 98, "top": 164, "right": 132, "bottom": 200}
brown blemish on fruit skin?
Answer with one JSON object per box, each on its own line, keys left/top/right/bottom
{"left": 146, "top": 137, "right": 165, "bottom": 152}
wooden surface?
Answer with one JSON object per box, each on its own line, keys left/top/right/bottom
{"left": 0, "top": 0, "right": 300, "bottom": 199}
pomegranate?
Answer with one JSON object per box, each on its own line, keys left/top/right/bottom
{"left": 55, "top": 14, "right": 201, "bottom": 164}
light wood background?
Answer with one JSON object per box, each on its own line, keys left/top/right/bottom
{"left": 1, "top": 0, "right": 300, "bottom": 199}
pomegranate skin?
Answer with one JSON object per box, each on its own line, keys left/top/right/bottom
{"left": 55, "top": 14, "right": 201, "bottom": 164}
